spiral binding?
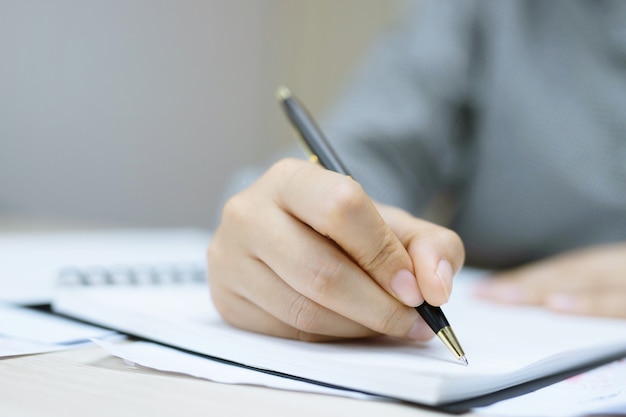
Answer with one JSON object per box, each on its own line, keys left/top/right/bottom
{"left": 58, "top": 262, "right": 206, "bottom": 286}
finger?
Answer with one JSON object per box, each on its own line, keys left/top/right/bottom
{"left": 246, "top": 198, "right": 430, "bottom": 340}
{"left": 379, "top": 204, "right": 465, "bottom": 306}
{"left": 474, "top": 242, "right": 626, "bottom": 305}
{"left": 213, "top": 159, "right": 433, "bottom": 340}
{"left": 211, "top": 286, "right": 302, "bottom": 339}
{"left": 270, "top": 159, "right": 422, "bottom": 307}
{"left": 235, "top": 257, "right": 382, "bottom": 339}
{"left": 211, "top": 285, "right": 345, "bottom": 342}
{"left": 472, "top": 258, "right": 568, "bottom": 304}
{"left": 546, "top": 290, "right": 626, "bottom": 319}
{"left": 473, "top": 275, "right": 541, "bottom": 305}
{"left": 209, "top": 193, "right": 378, "bottom": 340}
{"left": 474, "top": 257, "right": 615, "bottom": 305}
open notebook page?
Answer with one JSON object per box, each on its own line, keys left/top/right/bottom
{"left": 52, "top": 269, "right": 626, "bottom": 405}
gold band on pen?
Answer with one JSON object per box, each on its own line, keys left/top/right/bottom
{"left": 437, "top": 326, "right": 467, "bottom": 366}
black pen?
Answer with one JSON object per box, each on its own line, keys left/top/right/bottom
{"left": 276, "top": 86, "right": 468, "bottom": 366}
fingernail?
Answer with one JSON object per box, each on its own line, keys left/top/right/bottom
{"left": 547, "top": 294, "right": 578, "bottom": 312}
{"left": 475, "top": 281, "right": 523, "bottom": 303}
{"left": 435, "top": 259, "right": 453, "bottom": 301}
{"left": 496, "top": 284, "right": 524, "bottom": 303}
{"left": 473, "top": 280, "right": 492, "bottom": 296}
{"left": 390, "top": 269, "right": 422, "bottom": 306}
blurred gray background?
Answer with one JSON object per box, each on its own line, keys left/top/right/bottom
{"left": 0, "top": 0, "right": 406, "bottom": 228}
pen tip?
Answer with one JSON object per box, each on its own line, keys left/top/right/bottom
{"left": 460, "top": 356, "right": 468, "bottom": 366}
{"left": 276, "top": 85, "right": 292, "bottom": 101}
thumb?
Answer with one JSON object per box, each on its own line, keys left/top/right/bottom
{"left": 378, "top": 203, "right": 465, "bottom": 306}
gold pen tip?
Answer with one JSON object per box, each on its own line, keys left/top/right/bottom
{"left": 460, "top": 356, "right": 468, "bottom": 366}
{"left": 276, "top": 85, "right": 292, "bottom": 101}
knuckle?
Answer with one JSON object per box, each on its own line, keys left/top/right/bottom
{"left": 267, "top": 157, "right": 301, "bottom": 179}
{"left": 436, "top": 228, "right": 466, "bottom": 263}
{"left": 424, "top": 227, "right": 465, "bottom": 268}
{"left": 359, "top": 230, "right": 397, "bottom": 272}
{"left": 450, "top": 229, "right": 464, "bottom": 248}
{"left": 286, "top": 294, "right": 320, "bottom": 333}
{"left": 306, "top": 258, "right": 343, "bottom": 299}
{"left": 220, "top": 194, "right": 249, "bottom": 226}
{"left": 374, "top": 305, "right": 406, "bottom": 335}
{"left": 322, "top": 180, "right": 366, "bottom": 223}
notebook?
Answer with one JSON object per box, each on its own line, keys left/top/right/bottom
{"left": 0, "top": 228, "right": 211, "bottom": 304}
{"left": 51, "top": 267, "right": 626, "bottom": 406}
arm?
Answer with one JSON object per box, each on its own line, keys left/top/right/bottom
{"left": 322, "top": 0, "right": 481, "bottom": 217}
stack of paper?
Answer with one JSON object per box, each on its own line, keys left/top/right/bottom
{"left": 0, "top": 303, "right": 119, "bottom": 357}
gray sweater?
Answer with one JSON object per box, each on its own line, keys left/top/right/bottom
{"left": 321, "top": 0, "right": 626, "bottom": 268}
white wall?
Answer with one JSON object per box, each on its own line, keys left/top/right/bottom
{"left": 0, "top": 0, "right": 404, "bottom": 228}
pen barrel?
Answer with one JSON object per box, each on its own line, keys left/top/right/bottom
{"left": 281, "top": 96, "right": 351, "bottom": 176}
{"left": 415, "top": 302, "right": 450, "bottom": 334}
{"left": 277, "top": 86, "right": 466, "bottom": 364}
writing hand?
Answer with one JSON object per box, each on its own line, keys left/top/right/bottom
{"left": 475, "top": 243, "right": 626, "bottom": 318}
{"left": 208, "top": 158, "right": 465, "bottom": 341}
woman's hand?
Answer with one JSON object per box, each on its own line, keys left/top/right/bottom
{"left": 208, "top": 158, "right": 465, "bottom": 342}
{"left": 475, "top": 243, "right": 626, "bottom": 318}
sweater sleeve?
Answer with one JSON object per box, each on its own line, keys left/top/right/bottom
{"left": 321, "top": 0, "right": 481, "bottom": 219}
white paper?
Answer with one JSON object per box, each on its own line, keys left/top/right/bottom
{"left": 0, "top": 303, "right": 116, "bottom": 344}
{"left": 0, "top": 336, "right": 68, "bottom": 357}
{"left": 93, "top": 339, "right": 375, "bottom": 400}
{"left": 0, "top": 303, "right": 124, "bottom": 357}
